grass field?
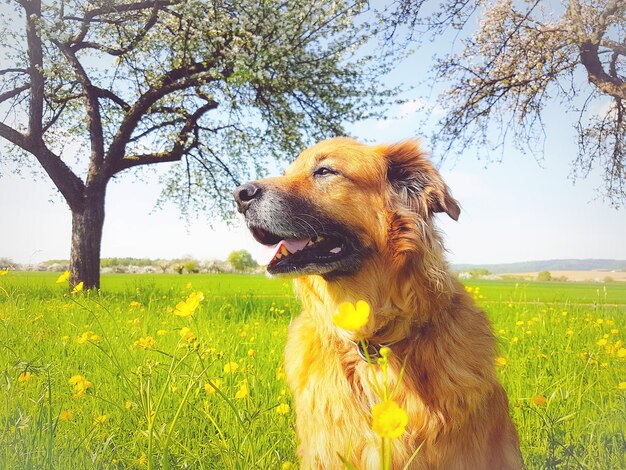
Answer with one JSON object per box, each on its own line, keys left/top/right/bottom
{"left": 1, "top": 272, "right": 624, "bottom": 469}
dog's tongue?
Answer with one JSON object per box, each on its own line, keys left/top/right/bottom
{"left": 258, "top": 238, "right": 309, "bottom": 265}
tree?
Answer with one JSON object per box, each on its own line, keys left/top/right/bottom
{"left": 227, "top": 249, "right": 257, "bottom": 272}
{"left": 0, "top": 0, "right": 393, "bottom": 289}
{"left": 536, "top": 270, "right": 552, "bottom": 281}
{"left": 382, "top": 0, "right": 625, "bottom": 206}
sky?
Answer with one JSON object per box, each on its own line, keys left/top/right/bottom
{"left": 1, "top": 10, "right": 625, "bottom": 266}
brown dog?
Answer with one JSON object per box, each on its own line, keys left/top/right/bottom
{"left": 234, "top": 138, "right": 522, "bottom": 469}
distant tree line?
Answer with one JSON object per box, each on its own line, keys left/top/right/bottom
{"left": 0, "top": 250, "right": 259, "bottom": 274}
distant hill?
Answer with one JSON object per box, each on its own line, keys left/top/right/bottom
{"left": 452, "top": 259, "right": 626, "bottom": 274}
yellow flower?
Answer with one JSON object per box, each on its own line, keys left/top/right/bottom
{"left": 56, "top": 270, "right": 70, "bottom": 283}
{"left": 18, "top": 371, "right": 33, "bottom": 383}
{"left": 247, "top": 349, "right": 256, "bottom": 358}
{"left": 235, "top": 380, "right": 250, "bottom": 399}
{"left": 0, "top": 268, "right": 9, "bottom": 276}
{"left": 76, "top": 331, "right": 99, "bottom": 345}
{"left": 276, "top": 403, "right": 290, "bottom": 415}
{"left": 619, "top": 382, "right": 626, "bottom": 390}
{"left": 61, "top": 335, "right": 70, "bottom": 343}
{"left": 275, "top": 367, "right": 285, "bottom": 381}
{"left": 566, "top": 329, "right": 574, "bottom": 336}
{"left": 93, "top": 414, "right": 108, "bottom": 426}
{"left": 223, "top": 362, "right": 239, "bottom": 373}
{"left": 124, "top": 400, "right": 133, "bottom": 410}
{"left": 610, "top": 329, "right": 619, "bottom": 335}
{"left": 179, "top": 327, "right": 197, "bottom": 343}
{"left": 71, "top": 282, "right": 84, "bottom": 294}
{"left": 134, "top": 336, "right": 156, "bottom": 350}
{"left": 516, "top": 321, "right": 524, "bottom": 326}
{"left": 597, "top": 338, "right": 608, "bottom": 346}
{"left": 128, "top": 301, "right": 142, "bottom": 309}
{"left": 617, "top": 348, "right": 626, "bottom": 358}
{"left": 204, "top": 379, "right": 222, "bottom": 395}
{"left": 495, "top": 357, "right": 507, "bottom": 367}
{"left": 173, "top": 291, "right": 205, "bottom": 317}
{"left": 532, "top": 395, "right": 547, "bottom": 406}
{"left": 59, "top": 409, "right": 73, "bottom": 421}
{"left": 156, "top": 329, "right": 168, "bottom": 336}
{"left": 186, "top": 282, "right": 193, "bottom": 289}
{"left": 511, "top": 336, "right": 519, "bottom": 344}
{"left": 371, "top": 400, "right": 408, "bottom": 439}
{"left": 333, "top": 300, "right": 370, "bottom": 331}
{"left": 136, "top": 453, "right": 147, "bottom": 466}
{"left": 69, "top": 374, "right": 93, "bottom": 398}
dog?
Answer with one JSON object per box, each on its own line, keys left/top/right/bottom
{"left": 234, "top": 138, "right": 523, "bottom": 469}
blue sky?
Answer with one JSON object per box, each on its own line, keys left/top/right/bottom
{"left": 1, "top": 11, "right": 625, "bottom": 266}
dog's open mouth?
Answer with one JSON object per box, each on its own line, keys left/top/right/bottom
{"left": 251, "top": 227, "right": 349, "bottom": 274}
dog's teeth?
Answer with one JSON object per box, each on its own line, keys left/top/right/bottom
{"left": 330, "top": 247, "right": 342, "bottom": 254}
{"left": 275, "top": 253, "right": 282, "bottom": 259}
{"left": 280, "top": 245, "right": 289, "bottom": 256}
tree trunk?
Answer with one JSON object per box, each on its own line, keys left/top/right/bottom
{"left": 70, "top": 186, "right": 106, "bottom": 290}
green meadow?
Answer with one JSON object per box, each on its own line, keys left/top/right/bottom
{"left": 1, "top": 272, "right": 624, "bottom": 469}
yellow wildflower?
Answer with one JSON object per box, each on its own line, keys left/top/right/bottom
{"left": 156, "top": 329, "right": 168, "bottom": 336}
{"left": 566, "top": 329, "right": 574, "bottom": 336}
{"left": 276, "top": 403, "right": 290, "bottom": 415}
{"left": 619, "top": 382, "right": 626, "bottom": 390}
{"left": 76, "top": 331, "right": 99, "bottom": 345}
{"left": 134, "top": 336, "right": 156, "bottom": 350}
{"left": 516, "top": 321, "right": 524, "bottom": 326}
{"left": 136, "top": 453, "right": 147, "bottom": 466}
{"left": 0, "top": 268, "right": 9, "bottom": 276}
{"left": 69, "top": 374, "right": 93, "bottom": 398}
{"left": 597, "top": 338, "right": 608, "bottom": 346}
{"left": 495, "top": 357, "right": 507, "bottom": 367}
{"left": 596, "top": 318, "right": 604, "bottom": 325}
{"left": 124, "top": 400, "right": 133, "bottom": 410}
{"left": 371, "top": 400, "right": 408, "bottom": 439}
{"left": 128, "top": 301, "right": 142, "bottom": 309}
{"left": 247, "top": 349, "right": 256, "bottom": 358}
{"left": 235, "top": 380, "right": 250, "bottom": 399}
{"left": 276, "top": 367, "right": 285, "bottom": 381}
{"left": 204, "top": 379, "right": 222, "bottom": 395}
{"left": 71, "top": 282, "right": 84, "bottom": 294}
{"left": 610, "top": 329, "right": 619, "bottom": 335}
{"left": 511, "top": 336, "right": 519, "bottom": 344}
{"left": 173, "top": 291, "right": 205, "bottom": 317}
{"left": 179, "top": 327, "right": 197, "bottom": 343}
{"left": 333, "top": 300, "right": 370, "bottom": 331}
{"left": 59, "top": 410, "right": 73, "bottom": 421}
{"left": 93, "top": 415, "right": 108, "bottom": 426}
{"left": 617, "top": 348, "right": 626, "bottom": 358}
{"left": 18, "top": 371, "right": 33, "bottom": 383}
{"left": 223, "top": 362, "right": 239, "bottom": 373}
{"left": 532, "top": 395, "right": 547, "bottom": 406}
{"left": 56, "top": 270, "right": 70, "bottom": 283}
{"left": 186, "top": 282, "right": 193, "bottom": 289}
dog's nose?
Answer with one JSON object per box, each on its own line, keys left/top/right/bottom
{"left": 233, "top": 182, "right": 263, "bottom": 213}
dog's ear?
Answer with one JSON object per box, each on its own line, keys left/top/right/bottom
{"left": 384, "top": 140, "right": 460, "bottom": 221}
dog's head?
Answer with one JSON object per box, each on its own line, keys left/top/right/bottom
{"left": 233, "top": 137, "right": 459, "bottom": 277}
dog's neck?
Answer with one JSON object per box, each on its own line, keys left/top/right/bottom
{"left": 294, "top": 254, "right": 456, "bottom": 344}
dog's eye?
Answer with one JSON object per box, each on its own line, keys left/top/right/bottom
{"left": 313, "top": 167, "right": 337, "bottom": 177}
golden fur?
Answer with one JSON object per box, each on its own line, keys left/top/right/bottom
{"left": 245, "top": 138, "right": 522, "bottom": 469}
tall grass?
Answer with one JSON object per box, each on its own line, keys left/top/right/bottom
{"left": 0, "top": 273, "right": 624, "bottom": 469}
